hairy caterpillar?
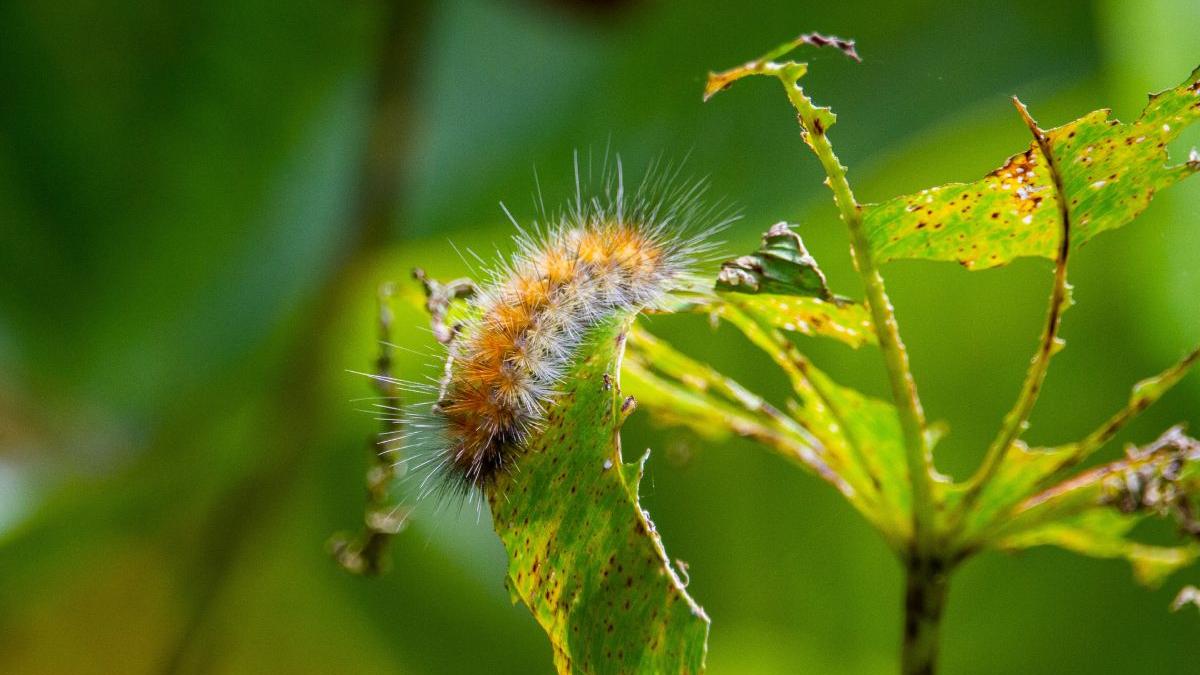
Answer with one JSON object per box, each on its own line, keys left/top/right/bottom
{"left": 395, "top": 158, "right": 733, "bottom": 500}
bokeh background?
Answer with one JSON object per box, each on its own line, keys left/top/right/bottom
{"left": 2, "top": 0, "right": 1198, "bottom": 672}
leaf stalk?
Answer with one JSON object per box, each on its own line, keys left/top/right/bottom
{"left": 961, "top": 98, "right": 1073, "bottom": 515}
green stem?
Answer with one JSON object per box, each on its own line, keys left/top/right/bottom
{"left": 778, "top": 70, "right": 937, "bottom": 556}
{"left": 902, "top": 558, "right": 950, "bottom": 675}
{"left": 703, "top": 42, "right": 946, "bottom": 671}
{"left": 959, "top": 98, "right": 1072, "bottom": 516}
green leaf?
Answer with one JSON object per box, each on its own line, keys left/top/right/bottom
{"left": 790, "top": 360, "right": 913, "bottom": 542}
{"left": 864, "top": 66, "right": 1200, "bottom": 269}
{"left": 985, "top": 427, "right": 1200, "bottom": 555}
{"left": 488, "top": 316, "right": 709, "bottom": 675}
{"left": 623, "top": 325, "right": 855, "bottom": 492}
{"left": 716, "top": 221, "right": 835, "bottom": 298}
{"left": 950, "top": 442, "right": 1066, "bottom": 544}
{"left": 977, "top": 428, "right": 1200, "bottom": 587}
{"left": 624, "top": 323, "right": 911, "bottom": 550}
{"left": 701, "top": 222, "right": 876, "bottom": 349}
{"left": 706, "top": 295, "right": 876, "bottom": 349}
{"left": 998, "top": 510, "right": 1200, "bottom": 587}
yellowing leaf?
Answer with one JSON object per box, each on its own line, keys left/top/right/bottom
{"left": 998, "top": 511, "right": 1199, "bottom": 588}
{"left": 864, "top": 67, "right": 1200, "bottom": 269}
{"left": 707, "top": 295, "right": 876, "bottom": 349}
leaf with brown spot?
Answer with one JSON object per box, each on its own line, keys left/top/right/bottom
{"left": 864, "top": 66, "right": 1200, "bottom": 269}
{"left": 489, "top": 315, "right": 708, "bottom": 674}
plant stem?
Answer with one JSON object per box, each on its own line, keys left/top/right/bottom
{"left": 902, "top": 557, "right": 950, "bottom": 675}
{"left": 778, "top": 72, "right": 937, "bottom": 557}
{"left": 959, "top": 98, "right": 1072, "bottom": 515}
{"left": 703, "top": 42, "right": 946, "bottom": 671}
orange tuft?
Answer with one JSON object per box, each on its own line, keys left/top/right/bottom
{"left": 433, "top": 215, "right": 696, "bottom": 489}
{"left": 576, "top": 230, "right": 610, "bottom": 266}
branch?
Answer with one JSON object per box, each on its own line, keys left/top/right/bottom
{"left": 705, "top": 35, "right": 938, "bottom": 555}
{"left": 329, "top": 283, "right": 411, "bottom": 575}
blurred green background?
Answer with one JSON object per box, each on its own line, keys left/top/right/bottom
{"left": 1, "top": 0, "right": 1198, "bottom": 672}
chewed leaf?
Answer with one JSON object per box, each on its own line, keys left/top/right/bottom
{"left": 864, "top": 66, "right": 1200, "bottom": 269}
{"left": 489, "top": 316, "right": 709, "bottom": 675}
{"left": 982, "top": 429, "right": 1200, "bottom": 587}
{"left": 998, "top": 510, "right": 1200, "bottom": 588}
{"left": 624, "top": 325, "right": 854, "bottom": 492}
{"left": 703, "top": 32, "right": 859, "bottom": 102}
{"left": 717, "top": 222, "right": 834, "bottom": 298}
{"left": 702, "top": 222, "right": 875, "bottom": 349}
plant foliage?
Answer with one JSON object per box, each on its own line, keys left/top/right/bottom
{"left": 391, "top": 32, "right": 1200, "bottom": 675}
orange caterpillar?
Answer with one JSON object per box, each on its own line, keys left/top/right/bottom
{"left": 405, "top": 160, "right": 731, "bottom": 496}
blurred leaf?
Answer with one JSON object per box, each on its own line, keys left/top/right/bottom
{"left": 980, "top": 427, "right": 1200, "bottom": 584}
{"left": 997, "top": 510, "right": 1199, "bottom": 588}
{"left": 864, "top": 66, "right": 1200, "bottom": 269}
{"left": 625, "top": 323, "right": 910, "bottom": 549}
{"left": 1171, "top": 585, "right": 1200, "bottom": 613}
{"left": 488, "top": 316, "right": 709, "bottom": 675}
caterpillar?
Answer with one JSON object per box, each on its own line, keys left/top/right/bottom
{"left": 396, "top": 158, "right": 733, "bottom": 500}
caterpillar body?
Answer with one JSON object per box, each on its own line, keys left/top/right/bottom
{"left": 400, "top": 160, "right": 731, "bottom": 499}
